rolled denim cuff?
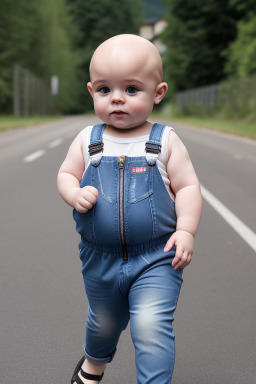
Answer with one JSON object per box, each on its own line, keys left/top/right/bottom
{"left": 84, "top": 346, "right": 116, "bottom": 365}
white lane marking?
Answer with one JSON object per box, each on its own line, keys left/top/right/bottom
{"left": 23, "top": 150, "right": 45, "bottom": 163}
{"left": 48, "top": 138, "right": 63, "bottom": 148}
{"left": 201, "top": 185, "right": 256, "bottom": 253}
{"left": 23, "top": 138, "right": 63, "bottom": 162}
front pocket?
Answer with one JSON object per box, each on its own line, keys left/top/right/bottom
{"left": 127, "top": 162, "right": 153, "bottom": 203}
{"left": 93, "top": 159, "right": 118, "bottom": 204}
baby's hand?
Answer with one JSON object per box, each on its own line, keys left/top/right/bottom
{"left": 164, "top": 230, "right": 194, "bottom": 270}
{"left": 72, "top": 186, "right": 99, "bottom": 213}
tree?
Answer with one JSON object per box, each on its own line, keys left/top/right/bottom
{"left": 229, "top": 0, "right": 256, "bottom": 20}
{"left": 0, "top": 0, "right": 81, "bottom": 114}
{"left": 225, "top": 16, "right": 256, "bottom": 77}
{"left": 224, "top": 0, "right": 256, "bottom": 77}
{"left": 0, "top": 0, "right": 38, "bottom": 111}
{"left": 162, "top": 0, "right": 238, "bottom": 94}
{"left": 29, "top": 0, "right": 81, "bottom": 113}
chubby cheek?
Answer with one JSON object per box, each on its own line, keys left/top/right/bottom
{"left": 130, "top": 99, "right": 153, "bottom": 117}
{"left": 93, "top": 98, "right": 108, "bottom": 119}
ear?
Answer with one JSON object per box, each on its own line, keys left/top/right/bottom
{"left": 154, "top": 82, "right": 168, "bottom": 105}
{"left": 87, "top": 82, "right": 93, "bottom": 98}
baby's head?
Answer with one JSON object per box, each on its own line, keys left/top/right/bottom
{"left": 87, "top": 34, "right": 168, "bottom": 130}
{"left": 89, "top": 34, "right": 164, "bottom": 84}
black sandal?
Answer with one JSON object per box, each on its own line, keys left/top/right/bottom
{"left": 71, "top": 356, "right": 104, "bottom": 383}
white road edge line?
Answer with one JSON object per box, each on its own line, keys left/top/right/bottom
{"left": 48, "top": 138, "right": 63, "bottom": 148}
{"left": 201, "top": 185, "right": 256, "bottom": 253}
{"left": 23, "top": 150, "right": 45, "bottom": 163}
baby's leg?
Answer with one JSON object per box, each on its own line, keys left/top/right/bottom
{"left": 129, "top": 262, "right": 183, "bottom": 384}
{"left": 72, "top": 292, "right": 128, "bottom": 384}
{"left": 80, "top": 246, "right": 130, "bottom": 374}
{"left": 84, "top": 294, "right": 129, "bottom": 363}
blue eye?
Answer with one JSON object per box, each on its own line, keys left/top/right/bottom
{"left": 126, "top": 86, "right": 138, "bottom": 94}
{"left": 99, "top": 87, "right": 110, "bottom": 94}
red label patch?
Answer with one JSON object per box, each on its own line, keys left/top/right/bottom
{"left": 131, "top": 167, "right": 148, "bottom": 173}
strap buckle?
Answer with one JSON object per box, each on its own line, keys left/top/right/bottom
{"left": 88, "top": 142, "right": 104, "bottom": 155}
{"left": 145, "top": 141, "right": 162, "bottom": 154}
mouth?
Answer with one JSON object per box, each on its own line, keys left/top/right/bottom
{"left": 111, "top": 110, "right": 127, "bottom": 116}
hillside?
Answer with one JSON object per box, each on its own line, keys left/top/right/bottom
{"left": 142, "top": 0, "right": 167, "bottom": 19}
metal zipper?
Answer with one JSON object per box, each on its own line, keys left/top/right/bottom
{"left": 118, "top": 155, "right": 128, "bottom": 261}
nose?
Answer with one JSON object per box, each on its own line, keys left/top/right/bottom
{"left": 111, "top": 90, "right": 125, "bottom": 104}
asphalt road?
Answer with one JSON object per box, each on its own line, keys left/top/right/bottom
{"left": 0, "top": 116, "right": 255, "bottom": 384}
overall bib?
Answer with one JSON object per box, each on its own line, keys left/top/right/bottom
{"left": 73, "top": 123, "right": 183, "bottom": 384}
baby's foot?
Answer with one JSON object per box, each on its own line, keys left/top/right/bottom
{"left": 74, "top": 375, "right": 99, "bottom": 384}
{"left": 72, "top": 357, "right": 105, "bottom": 384}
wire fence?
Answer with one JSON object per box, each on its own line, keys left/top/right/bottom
{"left": 175, "top": 76, "right": 256, "bottom": 120}
{"left": 176, "top": 84, "right": 218, "bottom": 112}
{"left": 13, "top": 64, "right": 51, "bottom": 116}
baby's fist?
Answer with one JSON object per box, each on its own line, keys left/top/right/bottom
{"left": 73, "top": 186, "right": 99, "bottom": 213}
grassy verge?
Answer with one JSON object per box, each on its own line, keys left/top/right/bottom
{"left": 0, "top": 115, "right": 64, "bottom": 132}
{"left": 156, "top": 114, "right": 256, "bottom": 141}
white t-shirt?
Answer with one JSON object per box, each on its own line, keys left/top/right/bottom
{"left": 81, "top": 125, "right": 174, "bottom": 196}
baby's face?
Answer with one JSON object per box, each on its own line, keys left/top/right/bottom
{"left": 87, "top": 36, "right": 165, "bottom": 131}
{"left": 88, "top": 64, "right": 158, "bottom": 130}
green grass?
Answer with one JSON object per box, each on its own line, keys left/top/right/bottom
{"left": 154, "top": 113, "right": 256, "bottom": 140}
{"left": 0, "top": 115, "right": 63, "bottom": 132}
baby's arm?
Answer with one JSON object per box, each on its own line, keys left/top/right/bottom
{"left": 57, "top": 131, "right": 98, "bottom": 212}
{"left": 164, "top": 131, "right": 202, "bottom": 269}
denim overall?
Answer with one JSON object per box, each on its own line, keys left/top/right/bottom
{"left": 73, "top": 123, "right": 183, "bottom": 384}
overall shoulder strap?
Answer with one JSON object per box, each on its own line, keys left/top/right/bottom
{"left": 88, "top": 123, "right": 106, "bottom": 166}
{"left": 145, "top": 123, "right": 166, "bottom": 165}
